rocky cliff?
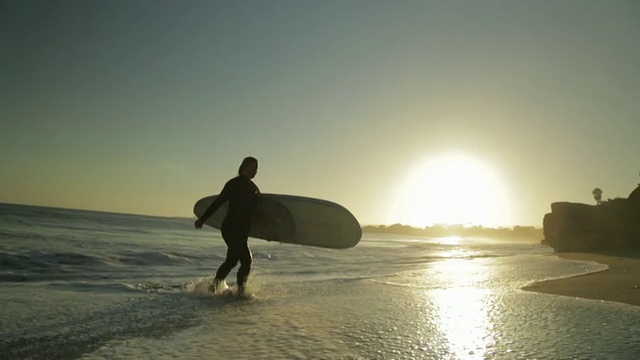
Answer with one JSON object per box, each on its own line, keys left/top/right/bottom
{"left": 543, "top": 186, "right": 640, "bottom": 252}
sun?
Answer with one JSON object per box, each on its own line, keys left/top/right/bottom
{"left": 388, "top": 154, "right": 511, "bottom": 228}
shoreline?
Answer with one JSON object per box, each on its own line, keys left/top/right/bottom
{"left": 522, "top": 252, "right": 640, "bottom": 307}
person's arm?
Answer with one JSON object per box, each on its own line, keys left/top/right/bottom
{"left": 194, "top": 180, "right": 232, "bottom": 229}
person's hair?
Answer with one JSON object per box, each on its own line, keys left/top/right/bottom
{"left": 238, "top": 156, "right": 258, "bottom": 175}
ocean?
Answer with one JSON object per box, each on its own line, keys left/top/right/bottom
{"left": 1, "top": 203, "right": 639, "bottom": 359}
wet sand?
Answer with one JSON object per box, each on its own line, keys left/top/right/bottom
{"left": 523, "top": 252, "right": 640, "bottom": 306}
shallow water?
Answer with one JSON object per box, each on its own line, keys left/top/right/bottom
{"left": 1, "top": 203, "right": 639, "bottom": 359}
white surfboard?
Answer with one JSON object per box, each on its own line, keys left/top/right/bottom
{"left": 194, "top": 194, "right": 361, "bottom": 249}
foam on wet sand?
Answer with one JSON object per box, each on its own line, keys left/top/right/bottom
{"left": 523, "top": 251, "right": 640, "bottom": 307}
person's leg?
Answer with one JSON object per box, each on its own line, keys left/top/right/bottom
{"left": 235, "top": 240, "right": 253, "bottom": 293}
{"left": 213, "top": 227, "right": 239, "bottom": 291}
{"left": 215, "top": 246, "right": 239, "bottom": 281}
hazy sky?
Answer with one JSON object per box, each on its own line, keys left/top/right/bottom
{"left": 2, "top": 0, "right": 639, "bottom": 227}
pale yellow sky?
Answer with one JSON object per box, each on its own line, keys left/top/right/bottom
{"left": 2, "top": 1, "right": 639, "bottom": 227}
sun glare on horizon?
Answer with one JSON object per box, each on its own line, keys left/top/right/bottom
{"left": 388, "top": 154, "right": 511, "bottom": 228}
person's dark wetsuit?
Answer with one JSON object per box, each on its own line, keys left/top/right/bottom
{"left": 200, "top": 176, "right": 260, "bottom": 289}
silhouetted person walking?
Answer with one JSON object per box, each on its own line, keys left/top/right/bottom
{"left": 194, "top": 157, "right": 260, "bottom": 295}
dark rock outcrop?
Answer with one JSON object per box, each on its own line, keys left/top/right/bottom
{"left": 543, "top": 186, "right": 640, "bottom": 252}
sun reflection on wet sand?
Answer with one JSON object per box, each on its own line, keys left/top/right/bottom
{"left": 431, "top": 288, "right": 495, "bottom": 358}
{"left": 427, "top": 259, "right": 498, "bottom": 358}
{"left": 432, "top": 258, "right": 490, "bottom": 288}
{"left": 439, "top": 236, "right": 462, "bottom": 246}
